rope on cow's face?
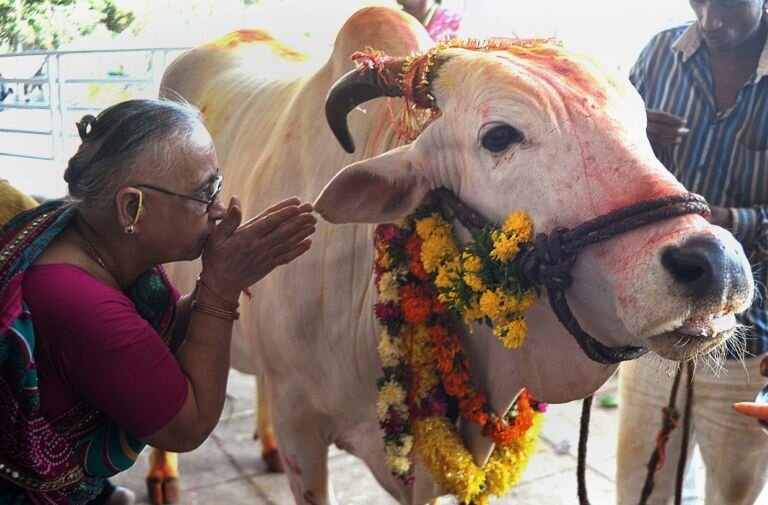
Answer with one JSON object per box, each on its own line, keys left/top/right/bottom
{"left": 433, "top": 188, "right": 712, "bottom": 365}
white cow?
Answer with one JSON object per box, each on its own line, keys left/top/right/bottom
{"left": 158, "top": 7, "right": 753, "bottom": 505}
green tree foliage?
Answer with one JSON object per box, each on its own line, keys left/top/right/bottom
{"left": 0, "top": 0, "right": 134, "bottom": 52}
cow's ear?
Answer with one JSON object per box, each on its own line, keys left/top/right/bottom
{"left": 315, "top": 145, "right": 431, "bottom": 224}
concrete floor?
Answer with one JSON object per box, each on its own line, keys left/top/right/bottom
{"left": 110, "top": 367, "right": 764, "bottom": 505}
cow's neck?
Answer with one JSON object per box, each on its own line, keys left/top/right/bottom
{"left": 448, "top": 213, "right": 619, "bottom": 466}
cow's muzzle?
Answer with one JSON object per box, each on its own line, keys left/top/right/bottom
{"left": 435, "top": 188, "right": 713, "bottom": 365}
{"left": 661, "top": 235, "right": 750, "bottom": 304}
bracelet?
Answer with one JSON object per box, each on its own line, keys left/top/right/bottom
{"left": 191, "top": 300, "right": 240, "bottom": 320}
{"left": 196, "top": 275, "right": 239, "bottom": 310}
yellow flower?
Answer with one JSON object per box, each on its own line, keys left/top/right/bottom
{"left": 494, "top": 317, "right": 528, "bottom": 349}
{"left": 462, "top": 252, "right": 483, "bottom": 272}
{"left": 378, "top": 330, "right": 403, "bottom": 368}
{"left": 501, "top": 211, "right": 533, "bottom": 242}
{"left": 421, "top": 233, "right": 458, "bottom": 273}
{"left": 377, "top": 249, "right": 392, "bottom": 269}
{"left": 385, "top": 454, "right": 412, "bottom": 475}
{"left": 378, "top": 271, "right": 399, "bottom": 302}
{"left": 490, "top": 230, "right": 521, "bottom": 262}
{"left": 437, "top": 290, "right": 459, "bottom": 307}
{"left": 377, "top": 381, "right": 406, "bottom": 420}
{"left": 415, "top": 215, "right": 441, "bottom": 239}
{"left": 413, "top": 417, "right": 485, "bottom": 504}
{"left": 435, "top": 265, "right": 457, "bottom": 289}
{"left": 376, "top": 396, "right": 389, "bottom": 422}
{"left": 479, "top": 290, "right": 504, "bottom": 320}
{"left": 463, "top": 296, "right": 484, "bottom": 321}
{"left": 505, "top": 289, "right": 536, "bottom": 312}
{"left": 463, "top": 272, "right": 485, "bottom": 292}
{"left": 400, "top": 434, "right": 414, "bottom": 455}
{"left": 411, "top": 412, "right": 543, "bottom": 505}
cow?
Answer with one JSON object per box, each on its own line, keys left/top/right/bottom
{"left": 155, "top": 6, "right": 753, "bottom": 505}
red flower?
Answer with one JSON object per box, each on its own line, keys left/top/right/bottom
{"left": 460, "top": 395, "right": 489, "bottom": 426}
{"left": 443, "top": 370, "right": 471, "bottom": 397}
{"left": 405, "top": 234, "right": 429, "bottom": 281}
{"left": 400, "top": 283, "right": 432, "bottom": 324}
{"left": 375, "top": 223, "right": 404, "bottom": 244}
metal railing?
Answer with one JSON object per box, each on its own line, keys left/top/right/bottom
{"left": 0, "top": 47, "right": 190, "bottom": 168}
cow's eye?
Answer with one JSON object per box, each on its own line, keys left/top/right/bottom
{"left": 481, "top": 124, "right": 524, "bottom": 153}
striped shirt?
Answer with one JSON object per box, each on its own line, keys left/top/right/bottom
{"left": 630, "top": 21, "right": 768, "bottom": 357}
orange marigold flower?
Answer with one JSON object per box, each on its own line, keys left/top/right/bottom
{"left": 427, "top": 324, "right": 451, "bottom": 346}
{"left": 431, "top": 296, "right": 447, "bottom": 314}
{"left": 443, "top": 371, "right": 471, "bottom": 396}
{"left": 400, "top": 283, "right": 435, "bottom": 323}
{"left": 406, "top": 234, "right": 429, "bottom": 280}
{"left": 459, "top": 394, "right": 489, "bottom": 424}
{"left": 436, "top": 354, "right": 454, "bottom": 374}
{"left": 401, "top": 299, "right": 431, "bottom": 325}
{"left": 410, "top": 259, "right": 429, "bottom": 281}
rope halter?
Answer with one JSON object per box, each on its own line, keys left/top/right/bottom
{"left": 433, "top": 188, "right": 711, "bottom": 365}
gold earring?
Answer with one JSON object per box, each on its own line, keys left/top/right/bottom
{"left": 124, "top": 190, "right": 143, "bottom": 235}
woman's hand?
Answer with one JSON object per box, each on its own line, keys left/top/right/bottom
{"left": 646, "top": 109, "right": 689, "bottom": 147}
{"left": 199, "top": 196, "right": 316, "bottom": 301}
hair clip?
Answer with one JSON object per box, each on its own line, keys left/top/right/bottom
{"left": 76, "top": 115, "right": 97, "bottom": 141}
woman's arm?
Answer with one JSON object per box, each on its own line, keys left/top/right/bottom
{"left": 141, "top": 197, "right": 315, "bottom": 452}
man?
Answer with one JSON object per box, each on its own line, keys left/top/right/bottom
{"left": 616, "top": 1, "right": 768, "bottom": 504}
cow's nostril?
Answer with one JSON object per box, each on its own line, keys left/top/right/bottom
{"left": 661, "top": 237, "right": 721, "bottom": 291}
{"left": 662, "top": 252, "right": 708, "bottom": 283}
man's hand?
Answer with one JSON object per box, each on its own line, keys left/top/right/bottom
{"left": 709, "top": 206, "right": 733, "bottom": 228}
{"left": 733, "top": 355, "right": 768, "bottom": 423}
{"left": 646, "top": 109, "right": 690, "bottom": 147}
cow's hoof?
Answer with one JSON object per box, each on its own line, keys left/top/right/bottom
{"left": 145, "top": 478, "right": 163, "bottom": 505}
{"left": 262, "top": 449, "right": 284, "bottom": 473}
{"left": 162, "top": 477, "right": 180, "bottom": 504}
{"left": 146, "top": 477, "right": 180, "bottom": 505}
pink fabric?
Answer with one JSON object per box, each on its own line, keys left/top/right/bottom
{"left": 22, "top": 264, "right": 188, "bottom": 438}
{"left": 425, "top": 6, "right": 462, "bottom": 41}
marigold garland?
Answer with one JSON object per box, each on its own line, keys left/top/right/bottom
{"left": 373, "top": 200, "right": 546, "bottom": 504}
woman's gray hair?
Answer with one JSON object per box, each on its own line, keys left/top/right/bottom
{"left": 64, "top": 98, "right": 211, "bottom": 209}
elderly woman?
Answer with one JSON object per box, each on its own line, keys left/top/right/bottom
{"left": 0, "top": 99, "right": 315, "bottom": 505}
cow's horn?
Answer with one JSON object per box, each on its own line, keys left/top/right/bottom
{"left": 325, "top": 58, "right": 405, "bottom": 153}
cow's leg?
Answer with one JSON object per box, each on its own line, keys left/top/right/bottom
{"left": 255, "top": 373, "right": 283, "bottom": 472}
{"left": 271, "top": 385, "right": 336, "bottom": 505}
{"left": 277, "top": 427, "right": 336, "bottom": 505}
{"left": 145, "top": 449, "right": 180, "bottom": 505}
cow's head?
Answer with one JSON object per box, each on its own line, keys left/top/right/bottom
{"left": 315, "top": 40, "right": 753, "bottom": 363}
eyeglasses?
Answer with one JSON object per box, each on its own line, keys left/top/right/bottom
{"left": 135, "top": 175, "right": 223, "bottom": 213}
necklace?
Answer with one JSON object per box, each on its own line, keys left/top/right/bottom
{"left": 73, "top": 218, "right": 120, "bottom": 286}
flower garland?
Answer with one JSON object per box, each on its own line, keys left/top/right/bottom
{"left": 373, "top": 202, "right": 546, "bottom": 504}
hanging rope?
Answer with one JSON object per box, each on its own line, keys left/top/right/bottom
{"left": 637, "top": 361, "right": 693, "bottom": 505}
{"left": 674, "top": 362, "right": 694, "bottom": 505}
{"left": 577, "top": 395, "right": 594, "bottom": 505}
{"left": 637, "top": 365, "right": 682, "bottom": 504}
{"left": 576, "top": 361, "right": 694, "bottom": 505}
